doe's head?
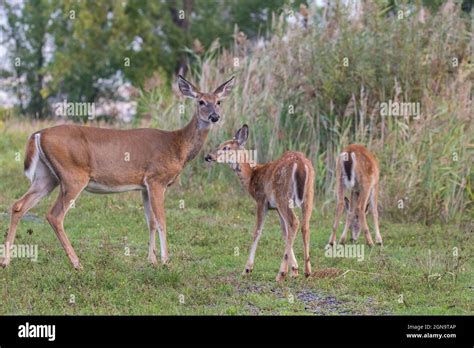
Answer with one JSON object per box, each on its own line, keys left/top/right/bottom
{"left": 205, "top": 124, "right": 249, "bottom": 164}
{"left": 177, "top": 75, "right": 235, "bottom": 124}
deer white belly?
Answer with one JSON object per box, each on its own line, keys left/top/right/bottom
{"left": 85, "top": 181, "right": 144, "bottom": 194}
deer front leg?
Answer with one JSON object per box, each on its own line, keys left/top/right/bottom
{"left": 147, "top": 182, "right": 169, "bottom": 265}
{"left": 371, "top": 183, "right": 383, "bottom": 246}
{"left": 340, "top": 191, "right": 356, "bottom": 244}
{"left": 338, "top": 214, "right": 352, "bottom": 244}
{"left": 142, "top": 190, "right": 158, "bottom": 266}
{"left": 243, "top": 202, "right": 267, "bottom": 275}
{"left": 329, "top": 199, "right": 344, "bottom": 246}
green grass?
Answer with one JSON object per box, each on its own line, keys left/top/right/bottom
{"left": 0, "top": 129, "right": 472, "bottom": 315}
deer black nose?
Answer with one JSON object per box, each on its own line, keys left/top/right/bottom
{"left": 205, "top": 154, "right": 212, "bottom": 162}
{"left": 209, "top": 113, "right": 219, "bottom": 123}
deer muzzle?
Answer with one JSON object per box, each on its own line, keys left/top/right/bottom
{"left": 208, "top": 113, "right": 219, "bottom": 123}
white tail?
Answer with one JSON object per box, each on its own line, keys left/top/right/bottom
{"left": 341, "top": 152, "right": 357, "bottom": 189}
{"left": 24, "top": 134, "right": 40, "bottom": 182}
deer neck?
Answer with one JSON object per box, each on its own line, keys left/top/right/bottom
{"left": 231, "top": 150, "right": 255, "bottom": 193}
{"left": 179, "top": 112, "right": 211, "bottom": 164}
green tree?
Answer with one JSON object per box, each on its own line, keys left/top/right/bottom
{"left": 1, "top": 0, "right": 290, "bottom": 117}
{"left": 47, "top": 0, "right": 132, "bottom": 103}
{"left": 1, "top": 0, "right": 51, "bottom": 118}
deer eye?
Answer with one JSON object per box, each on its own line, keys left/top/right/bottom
{"left": 217, "top": 101, "right": 221, "bottom": 106}
{"left": 199, "top": 100, "right": 205, "bottom": 106}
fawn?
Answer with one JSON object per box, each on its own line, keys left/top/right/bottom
{"left": 328, "top": 144, "right": 383, "bottom": 247}
{"left": 205, "top": 125, "right": 315, "bottom": 281}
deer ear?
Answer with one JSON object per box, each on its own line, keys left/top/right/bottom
{"left": 344, "top": 197, "right": 350, "bottom": 212}
{"left": 214, "top": 76, "right": 235, "bottom": 99}
{"left": 234, "top": 124, "right": 249, "bottom": 146}
{"left": 178, "top": 75, "right": 199, "bottom": 99}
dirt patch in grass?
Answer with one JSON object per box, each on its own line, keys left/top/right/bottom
{"left": 235, "top": 279, "right": 354, "bottom": 315}
{"left": 296, "top": 290, "right": 352, "bottom": 315}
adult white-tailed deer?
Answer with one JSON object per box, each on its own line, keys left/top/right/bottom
{"left": 328, "top": 144, "right": 382, "bottom": 247}
{"left": 205, "top": 125, "right": 315, "bottom": 281}
{"left": 0, "top": 75, "right": 235, "bottom": 269}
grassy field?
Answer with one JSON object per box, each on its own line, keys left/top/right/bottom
{"left": 0, "top": 125, "right": 472, "bottom": 315}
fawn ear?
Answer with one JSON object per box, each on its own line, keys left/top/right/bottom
{"left": 344, "top": 197, "right": 350, "bottom": 212}
{"left": 178, "top": 75, "right": 199, "bottom": 99}
{"left": 214, "top": 76, "right": 235, "bottom": 99}
{"left": 234, "top": 124, "right": 249, "bottom": 146}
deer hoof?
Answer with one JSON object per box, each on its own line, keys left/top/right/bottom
{"left": 242, "top": 267, "right": 252, "bottom": 276}
{"left": 73, "top": 262, "right": 83, "bottom": 271}
{"left": 276, "top": 272, "right": 286, "bottom": 282}
{"left": 0, "top": 258, "right": 10, "bottom": 268}
{"left": 148, "top": 256, "right": 158, "bottom": 266}
{"left": 290, "top": 267, "right": 299, "bottom": 277}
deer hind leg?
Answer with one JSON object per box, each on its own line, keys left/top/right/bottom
{"left": 371, "top": 183, "right": 383, "bottom": 245}
{"left": 301, "top": 193, "right": 313, "bottom": 277}
{"left": 243, "top": 202, "right": 268, "bottom": 275}
{"left": 339, "top": 191, "right": 355, "bottom": 244}
{"left": 276, "top": 207, "right": 299, "bottom": 281}
{"left": 147, "top": 182, "right": 169, "bottom": 265}
{"left": 329, "top": 198, "right": 344, "bottom": 246}
{"left": 142, "top": 190, "right": 158, "bottom": 266}
{"left": 1, "top": 163, "right": 57, "bottom": 267}
{"left": 357, "top": 188, "right": 374, "bottom": 247}
{"left": 46, "top": 177, "right": 88, "bottom": 270}
{"left": 277, "top": 210, "right": 298, "bottom": 277}
{"left": 329, "top": 172, "right": 345, "bottom": 246}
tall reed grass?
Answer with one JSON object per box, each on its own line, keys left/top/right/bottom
{"left": 139, "top": 0, "right": 472, "bottom": 224}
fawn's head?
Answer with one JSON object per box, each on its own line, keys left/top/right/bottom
{"left": 205, "top": 124, "right": 249, "bottom": 168}
{"left": 344, "top": 196, "right": 369, "bottom": 241}
{"left": 178, "top": 75, "right": 235, "bottom": 125}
